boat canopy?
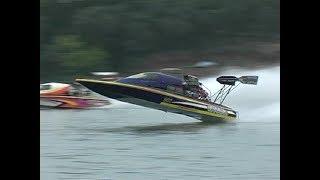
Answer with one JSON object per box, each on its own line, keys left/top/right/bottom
{"left": 117, "top": 72, "right": 184, "bottom": 91}
{"left": 117, "top": 72, "right": 211, "bottom": 99}
{"left": 40, "top": 83, "right": 70, "bottom": 91}
{"left": 40, "top": 84, "right": 51, "bottom": 91}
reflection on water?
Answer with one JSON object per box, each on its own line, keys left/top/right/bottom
{"left": 82, "top": 121, "right": 231, "bottom": 135}
{"left": 127, "top": 122, "right": 223, "bottom": 134}
{"left": 41, "top": 66, "right": 279, "bottom": 180}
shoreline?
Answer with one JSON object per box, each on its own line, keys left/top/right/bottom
{"left": 124, "top": 40, "right": 280, "bottom": 78}
{"left": 41, "top": 40, "right": 280, "bottom": 82}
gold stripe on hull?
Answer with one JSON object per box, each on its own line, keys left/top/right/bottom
{"left": 160, "top": 102, "right": 235, "bottom": 121}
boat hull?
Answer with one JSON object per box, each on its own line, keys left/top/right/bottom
{"left": 76, "top": 79, "right": 237, "bottom": 122}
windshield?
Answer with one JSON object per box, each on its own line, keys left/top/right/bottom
{"left": 126, "top": 73, "right": 147, "bottom": 79}
{"left": 40, "top": 84, "right": 51, "bottom": 90}
{"left": 126, "top": 72, "right": 160, "bottom": 79}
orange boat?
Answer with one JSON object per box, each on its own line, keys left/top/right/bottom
{"left": 40, "top": 82, "right": 110, "bottom": 109}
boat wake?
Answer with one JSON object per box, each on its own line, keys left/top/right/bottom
{"left": 201, "top": 66, "right": 280, "bottom": 123}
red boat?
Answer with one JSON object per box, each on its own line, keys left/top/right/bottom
{"left": 40, "top": 82, "right": 110, "bottom": 109}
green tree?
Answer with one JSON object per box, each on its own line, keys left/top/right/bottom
{"left": 41, "top": 35, "right": 110, "bottom": 80}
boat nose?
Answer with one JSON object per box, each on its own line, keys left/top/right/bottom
{"left": 75, "top": 79, "right": 88, "bottom": 83}
{"left": 75, "top": 79, "right": 98, "bottom": 89}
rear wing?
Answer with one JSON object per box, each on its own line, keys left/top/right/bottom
{"left": 212, "top": 75, "right": 258, "bottom": 104}
{"left": 217, "top": 76, "right": 258, "bottom": 86}
{"left": 238, "top": 76, "right": 258, "bottom": 85}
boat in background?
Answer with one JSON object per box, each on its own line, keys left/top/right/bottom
{"left": 40, "top": 82, "right": 110, "bottom": 109}
{"left": 91, "top": 72, "right": 121, "bottom": 81}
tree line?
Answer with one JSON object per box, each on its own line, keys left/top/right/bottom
{"left": 40, "top": 0, "right": 279, "bottom": 81}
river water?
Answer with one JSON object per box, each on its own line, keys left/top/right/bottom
{"left": 40, "top": 66, "right": 280, "bottom": 180}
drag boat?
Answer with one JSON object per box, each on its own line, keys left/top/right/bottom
{"left": 76, "top": 70, "right": 258, "bottom": 122}
{"left": 40, "top": 82, "right": 110, "bottom": 109}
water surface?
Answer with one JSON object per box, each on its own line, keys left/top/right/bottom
{"left": 41, "top": 66, "right": 280, "bottom": 180}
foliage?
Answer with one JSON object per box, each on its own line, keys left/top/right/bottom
{"left": 40, "top": 0, "right": 279, "bottom": 81}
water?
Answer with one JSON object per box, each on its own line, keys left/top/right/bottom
{"left": 40, "top": 66, "right": 280, "bottom": 180}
